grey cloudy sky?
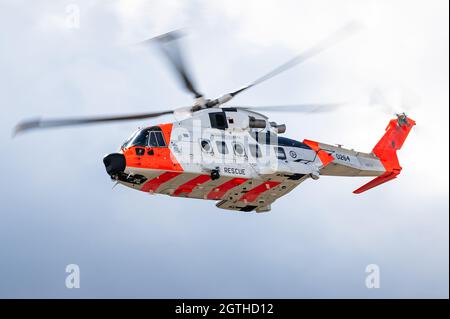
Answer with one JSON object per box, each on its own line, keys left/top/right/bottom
{"left": 0, "top": 0, "right": 448, "bottom": 298}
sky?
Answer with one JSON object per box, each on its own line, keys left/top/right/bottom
{"left": 0, "top": 0, "right": 448, "bottom": 298}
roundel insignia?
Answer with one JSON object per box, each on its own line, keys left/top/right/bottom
{"left": 289, "top": 150, "right": 297, "bottom": 158}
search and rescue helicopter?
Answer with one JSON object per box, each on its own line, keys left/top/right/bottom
{"left": 14, "top": 23, "right": 415, "bottom": 212}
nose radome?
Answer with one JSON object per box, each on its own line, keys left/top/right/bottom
{"left": 103, "top": 153, "right": 126, "bottom": 176}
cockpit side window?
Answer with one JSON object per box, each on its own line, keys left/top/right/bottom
{"left": 148, "top": 131, "right": 167, "bottom": 147}
{"left": 155, "top": 131, "right": 166, "bottom": 147}
{"left": 149, "top": 132, "right": 158, "bottom": 147}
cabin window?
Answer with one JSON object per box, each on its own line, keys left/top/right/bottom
{"left": 232, "top": 142, "right": 245, "bottom": 156}
{"left": 249, "top": 144, "right": 262, "bottom": 158}
{"left": 275, "top": 147, "right": 287, "bottom": 160}
{"left": 216, "top": 141, "right": 229, "bottom": 154}
{"left": 251, "top": 131, "right": 277, "bottom": 144}
{"left": 209, "top": 112, "right": 228, "bottom": 130}
{"left": 201, "top": 139, "right": 213, "bottom": 154}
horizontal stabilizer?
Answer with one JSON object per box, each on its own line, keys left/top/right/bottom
{"left": 353, "top": 171, "right": 398, "bottom": 194}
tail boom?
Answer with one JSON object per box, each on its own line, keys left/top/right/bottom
{"left": 305, "top": 114, "right": 415, "bottom": 194}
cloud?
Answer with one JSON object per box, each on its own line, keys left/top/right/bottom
{"left": 0, "top": 0, "right": 448, "bottom": 298}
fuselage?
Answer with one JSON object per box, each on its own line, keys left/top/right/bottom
{"left": 103, "top": 108, "right": 409, "bottom": 212}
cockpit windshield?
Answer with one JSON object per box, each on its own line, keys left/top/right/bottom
{"left": 130, "top": 129, "right": 151, "bottom": 147}
{"left": 121, "top": 127, "right": 167, "bottom": 149}
{"left": 121, "top": 130, "right": 138, "bottom": 149}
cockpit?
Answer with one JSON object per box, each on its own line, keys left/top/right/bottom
{"left": 121, "top": 126, "right": 167, "bottom": 149}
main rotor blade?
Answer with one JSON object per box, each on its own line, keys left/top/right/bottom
{"left": 140, "top": 30, "right": 203, "bottom": 98}
{"left": 230, "top": 21, "right": 362, "bottom": 98}
{"left": 233, "top": 103, "right": 342, "bottom": 113}
{"left": 14, "top": 110, "right": 174, "bottom": 135}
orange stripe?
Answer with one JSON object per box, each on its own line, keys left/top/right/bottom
{"left": 140, "top": 171, "right": 181, "bottom": 192}
{"left": 239, "top": 181, "right": 280, "bottom": 203}
{"left": 173, "top": 174, "right": 211, "bottom": 196}
{"left": 207, "top": 178, "right": 248, "bottom": 200}
{"left": 303, "top": 139, "right": 334, "bottom": 166}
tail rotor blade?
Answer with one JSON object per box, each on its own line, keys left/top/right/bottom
{"left": 369, "top": 87, "right": 420, "bottom": 115}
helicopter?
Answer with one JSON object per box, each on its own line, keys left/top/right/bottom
{"left": 14, "top": 22, "right": 415, "bottom": 213}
